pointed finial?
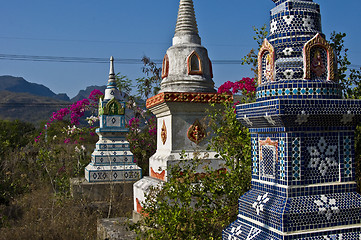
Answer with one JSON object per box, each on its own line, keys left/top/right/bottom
{"left": 108, "top": 56, "right": 116, "bottom": 85}
{"left": 173, "top": 0, "right": 201, "bottom": 45}
{"left": 109, "top": 56, "right": 114, "bottom": 76}
{"left": 175, "top": 0, "right": 199, "bottom": 35}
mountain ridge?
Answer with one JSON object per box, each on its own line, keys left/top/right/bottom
{"left": 0, "top": 75, "right": 107, "bottom": 123}
{"left": 0, "top": 75, "right": 71, "bottom": 101}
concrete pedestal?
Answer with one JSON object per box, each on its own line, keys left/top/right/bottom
{"left": 70, "top": 178, "right": 135, "bottom": 216}
{"left": 133, "top": 93, "right": 232, "bottom": 215}
{"left": 97, "top": 218, "right": 137, "bottom": 240}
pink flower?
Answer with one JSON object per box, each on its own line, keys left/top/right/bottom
{"left": 89, "top": 89, "right": 104, "bottom": 103}
{"left": 129, "top": 117, "right": 140, "bottom": 129}
{"left": 218, "top": 78, "right": 256, "bottom": 95}
{"left": 217, "top": 81, "right": 234, "bottom": 94}
{"left": 69, "top": 99, "right": 90, "bottom": 125}
{"left": 50, "top": 108, "right": 70, "bottom": 122}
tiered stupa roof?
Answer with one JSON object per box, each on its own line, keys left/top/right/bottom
{"left": 159, "top": 0, "right": 215, "bottom": 93}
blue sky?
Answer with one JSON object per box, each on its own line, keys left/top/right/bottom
{"left": 1, "top": 0, "right": 360, "bottom": 98}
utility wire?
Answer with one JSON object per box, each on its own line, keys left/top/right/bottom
{"left": 0, "top": 53, "right": 360, "bottom": 69}
{"left": 0, "top": 54, "right": 242, "bottom": 65}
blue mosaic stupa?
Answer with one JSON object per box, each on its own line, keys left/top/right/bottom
{"left": 85, "top": 57, "right": 142, "bottom": 183}
{"left": 223, "top": 0, "right": 361, "bottom": 239}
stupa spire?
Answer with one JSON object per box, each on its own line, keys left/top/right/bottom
{"left": 173, "top": 0, "right": 201, "bottom": 45}
{"left": 104, "top": 56, "right": 123, "bottom": 100}
{"left": 175, "top": 0, "right": 199, "bottom": 35}
{"left": 108, "top": 56, "right": 115, "bottom": 85}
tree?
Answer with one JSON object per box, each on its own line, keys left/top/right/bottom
{"left": 329, "top": 32, "right": 361, "bottom": 99}
{"left": 241, "top": 25, "right": 268, "bottom": 81}
{"left": 136, "top": 56, "right": 162, "bottom": 100}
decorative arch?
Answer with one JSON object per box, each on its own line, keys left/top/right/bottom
{"left": 303, "top": 33, "right": 335, "bottom": 81}
{"left": 161, "top": 54, "right": 169, "bottom": 79}
{"left": 258, "top": 39, "right": 275, "bottom": 85}
{"left": 187, "top": 51, "right": 203, "bottom": 75}
{"left": 259, "top": 137, "right": 278, "bottom": 179}
{"left": 103, "top": 98, "right": 125, "bottom": 116}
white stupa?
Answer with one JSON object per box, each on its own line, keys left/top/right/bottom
{"left": 133, "top": 0, "right": 232, "bottom": 219}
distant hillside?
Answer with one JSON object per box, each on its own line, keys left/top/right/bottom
{"left": 0, "top": 76, "right": 147, "bottom": 124}
{"left": 0, "top": 90, "right": 70, "bottom": 124}
{"left": 71, "top": 85, "right": 107, "bottom": 102}
{"left": 0, "top": 75, "right": 70, "bottom": 101}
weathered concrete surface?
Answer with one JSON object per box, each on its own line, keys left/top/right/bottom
{"left": 97, "top": 218, "right": 137, "bottom": 240}
{"left": 70, "top": 177, "right": 135, "bottom": 216}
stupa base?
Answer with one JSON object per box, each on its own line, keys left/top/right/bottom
{"left": 223, "top": 214, "right": 361, "bottom": 240}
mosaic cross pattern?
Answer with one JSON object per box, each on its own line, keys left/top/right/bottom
{"left": 223, "top": 0, "right": 361, "bottom": 239}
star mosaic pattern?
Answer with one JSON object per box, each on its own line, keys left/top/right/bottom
{"left": 304, "top": 136, "right": 339, "bottom": 184}
{"left": 314, "top": 195, "right": 340, "bottom": 220}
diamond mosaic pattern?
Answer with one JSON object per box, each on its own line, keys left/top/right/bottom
{"left": 292, "top": 138, "right": 301, "bottom": 181}
{"left": 106, "top": 116, "right": 122, "bottom": 127}
{"left": 261, "top": 146, "right": 276, "bottom": 178}
{"left": 279, "top": 138, "right": 286, "bottom": 180}
{"left": 252, "top": 137, "right": 259, "bottom": 176}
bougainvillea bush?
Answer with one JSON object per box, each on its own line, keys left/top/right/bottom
{"left": 127, "top": 113, "right": 156, "bottom": 176}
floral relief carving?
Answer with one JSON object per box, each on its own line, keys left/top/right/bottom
{"left": 187, "top": 119, "right": 206, "bottom": 145}
{"left": 161, "top": 120, "right": 167, "bottom": 145}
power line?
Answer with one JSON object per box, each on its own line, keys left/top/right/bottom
{"left": 0, "top": 54, "right": 242, "bottom": 65}
{"left": 0, "top": 53, "right": 360, "bottom": 69}
{"left": 0, "top": 36, "right": 169, "bottom": 45}
{"left": 0, "top": 103, "right": 70, "bottom": 107}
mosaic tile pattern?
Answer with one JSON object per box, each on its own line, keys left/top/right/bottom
{"left": 279, "top": 138, "right": 286, "bottom": 180}
{"left": 223, "top": 219, "right": 361, "bottom": 240}
{"left": 223, "top": 0, "right": 361, "bottom": 239}
{"left": 85, "top": 58, "right": 141, "bottom": 183}
{"left": 260, "top": 145, "right": 277, "bottom": 179}
{"left": 85, "top": 115, "right": 142, "bottom": 182}
{"left": 256, "top": 83, "right": 342, "bottom": 100}
{"left": 236, "top": 99, "right": 361, "bottom": 129}
{"left": 255, "top": 0, "right": 338, "bottom": 102}
{"left": 304, "top": 135, "right": 339, "bottom": 184}
{"left": 292, "top": 138, "right": 301, "bottom": 181}
{"left": 286, "top": 193, "right": 361, "bottom": 232}
{"left": 343, "top": 136, "right": 352, "bottom": 178}
{"left": 252, "top": 137, "right": 259, "bottom": 177}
